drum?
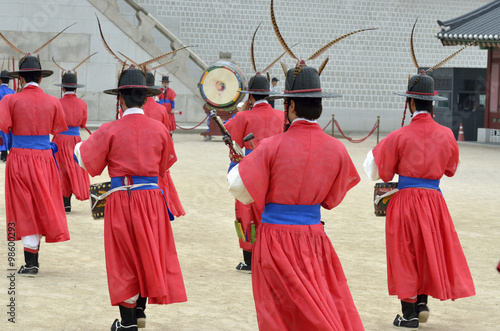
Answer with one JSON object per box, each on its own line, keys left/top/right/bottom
{"left": 373, "top": 182, "right": 398, "bottom": 217}
{"left": 199, "top": 61, "right": 247, "bottom": 108}
{"left": 89, "top": 182, "right": 111, "bottom": 219}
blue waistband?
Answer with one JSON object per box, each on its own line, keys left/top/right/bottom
{"left": 262, "top": 203, "right": 321, "bottom": 225}
{"left": 59, "top": 126, "right": 80, "bottom": 136}
{"left": 110, "top": 176, "right": 159, "bottom": 190}
{"left": 398, "top": 176, "right": 441, "bottom": 192}
{"left": 159, "top": 99, "right": 171, "bottom": 104}
{"left": 12, "top": 134, "right": 52, "bottom": 150}
{"left": 110, "top": 175, "right": 174, "bottom": 221}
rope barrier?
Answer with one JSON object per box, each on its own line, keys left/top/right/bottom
{"left": 176, "top": 115, "right": 209, "bottom": 130}
{"left": 334, "top": 120, "right": 378, "bottom": 143}
{"left": 323, "top": 118, "right": 379, "bottom": 143}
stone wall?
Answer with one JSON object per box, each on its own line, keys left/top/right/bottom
{"left": 138, "top": 0, "right": 491, "bottom": 131}
{"left": 0, "top": 0, "right": 491, "bottom": 132}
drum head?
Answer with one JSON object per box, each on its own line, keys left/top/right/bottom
{"left": 199, "top": 62, "right": 246, "bottom": 108}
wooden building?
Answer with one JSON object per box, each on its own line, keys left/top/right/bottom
{"left": 436, "top": 0, "right": 500, "bottom": 142}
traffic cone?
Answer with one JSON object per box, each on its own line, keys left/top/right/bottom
{"left": 458, "top": 122, "right": 465, "bottom": 141}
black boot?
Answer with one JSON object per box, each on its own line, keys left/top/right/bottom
{"left": 63, "top": 195, "right": 71, "bottom": 213}
{"left": 417, "top": 294, "right": 429, "bottom": 323}
{"left": 18, "top": 250, "right": 39, "bottom": 277}
{"left": 136, "top": 296, "right": 147, "bottom": 328}
{"left": 393, "top": 300, "right": 419, "bottom": 330}
{"left": 111, "top": 305, "right": 137, "bottom": 331}
{"left": 236, "top": 250, "right": 252, "bottom": 273}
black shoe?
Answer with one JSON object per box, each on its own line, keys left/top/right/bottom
{"left": 236, "top": 262, "right": 251, "bottom": 273}
{"left": 136, "top": 308, "right": 146, "bottom": 328}
{"left": 110, "top": 319, "right": 138, "bottom": 331}
{"left": 393, "top": 314, "right": 419, "bottom": 330}
{"left": 18, "top": 265, "right": 38, "bottom": 277}
{"left": 63, "top": 196, "right": 71, "bottom": 213}
{"left": 417, "top": 303, "right": 429, "bottom": 323}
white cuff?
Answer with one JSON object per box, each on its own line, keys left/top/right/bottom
{"left": 363, "top": 150, "right": 380, "bottom": 181}
{"left": 227, "top": 164, "right": 254, "bottom": 204}
{"left": 74, "top": 142, "right": 87, "bottom": 171}
{"left": 21, "top": 234, "right": 42, "bottom": 250}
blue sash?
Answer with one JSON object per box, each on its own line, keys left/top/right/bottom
{"left": 11, "top": 134, "right": 59, "bottom": 170}
{"left": 12, "top": 134, "right": 52, "bottom": 150}
{"left": 59, "top": 126, "right": 80, "bottom": 136}
{"left": 398, "top": 175, "right": 442, "bottom": 194}
{"left": 110, "top": 176, "right": 174, "bottom": 220}
{"left": 262, "top": 203, "right": 321, "bottom": 225}
{"left": 110, "top": 176, "right": 159, "bottom": 190}
{"left": 159, "top": 99, "right": 175, "bottom": 108}
{"left": 245, "top": 148, "right": 252, "bottom": 156}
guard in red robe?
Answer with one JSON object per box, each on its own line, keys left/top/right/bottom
{"left": 158, "top": 75, "right": 177, "bottom": 134}
{"left": 52, "top": 71, "right": 90, "bottom": 211}
{"left": 224, "top": 73, "right": 283, "bottom": 272}
{"left": 75, "top": 67, "right": 186, "bottom": 331}
{"left": 0, "top": 55, "right": 69, "bottom": 277}
{"left": 0, "top": 70, "right": 15, "bottom": 162}
{"left": 364, "top": 72, "right": 475, "bottom": 330}
{"left": 228, "top": 62, "right": 363, "bottom": 330}
{"left": 145, "top": 72, "right": 185, "bottom": 217}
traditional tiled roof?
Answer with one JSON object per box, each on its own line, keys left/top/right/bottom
{"left": 436, "top": 0, "right": 500, "bottom": 47}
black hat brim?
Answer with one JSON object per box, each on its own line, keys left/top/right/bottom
{"left": 7, "top": 69, "right": 53, "bottom": 79}
{"left": 54, "top": 83, "right": 86, "bottom": 88}
{"left": 267, "top": 91, "right": 342, "bottom": 100}
{"left": 240, "top": 90, "right": 270, "bottom": 96}
{"left": 103, "top": 87, "right": 162, "bottom": 97}
{"left": 394, "top": 92, "right": 447, "bottom": 101}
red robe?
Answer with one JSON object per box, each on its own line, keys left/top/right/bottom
{"left": 238, "top": 120, "right": 363, "bottom": 330}
{"left": 144, "top": 97, "right": 185, "bottom": 217}
{"left": 225, "top": 102, "right": 283, "bottom": 251}
{"left": 0, "top": 85, "right": 69, "bottom": 242}
{"left": 79, "top": 112, "right": 186, "bottom": 306}
{"left": 158, "top": 87, "right": 177, "bottom": 132}
{"left": 52, "top": 93, "right": 90, "bottom": 200}
{"left": 372, "top": 113, "right": 475, "bottom": 300}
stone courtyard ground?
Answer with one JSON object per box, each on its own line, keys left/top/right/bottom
{"left": 0, "top": 131, "right": 499, "bottom": 330}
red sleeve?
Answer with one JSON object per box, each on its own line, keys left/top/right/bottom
{"left": 372, "top": 132, "right": 399, "bottom": 182}
{"left": 51, "top": 99, "right": 68, "bottom": 135}
{"left": 239, "top": 140, "right": 274, "bottom": 211}
{"left": 80, "top": 124, "right": 111, "bottom": 177}
{"left": 81, "top": 100, "right": 88, "bottom": 127}
{"left": 321, "top": 145, "right": 361, "bottom": 210}
{"left": 163, "top": 131, "right": 177, "bottom": 171}
{"left": 224, "top": 114, "right": 245, "bottom": 148}
{"left": 0, "top": 94, "right": 13, "bottom": 133}
{"left": 444, "top": 130, "right": 459, "bottom": 177}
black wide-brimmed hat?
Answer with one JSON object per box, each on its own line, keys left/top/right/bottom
{"left": 394, "top": 72, "right": 447, "bottom": 101}
{"left": 0, "top": 70, "right": 9, "bottom": 80}
{"left": 146, "top": 72, "right": 162, "bottom": 89}
{"left": 54, "top": 71, "right": 85, "bottom": 88}
{"left": 267, "top": 1, "right": 374, "bottom": 100}
{"left": 7, "top": 54, "right": 53, "bottom": 78}
{"left": 161, "top": 75, "right": 170, "bottom": 83}
{"left": 103, "top": 66, "right": 162, "bottom": 97}
{"left": 240, "top": 73, "right": 271, "bottom": 95}
{"left": 268, "top": 61, "right": 341, "bottom": 99}
{"left": 395, "top": 18, "right": 467, "bottom": 103}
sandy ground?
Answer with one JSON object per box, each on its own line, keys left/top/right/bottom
{"left": 0, "top": 130, "right": 499, "bottom": 331}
